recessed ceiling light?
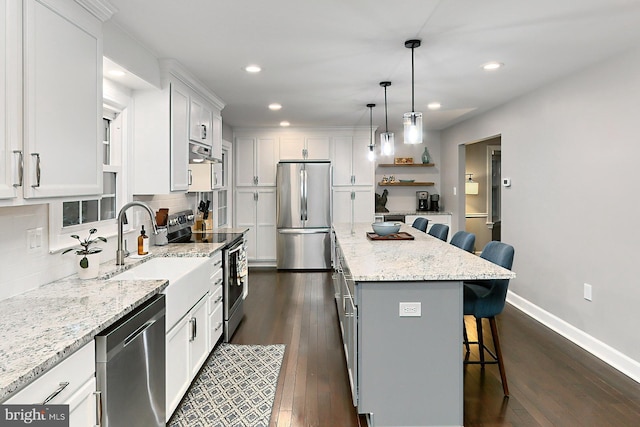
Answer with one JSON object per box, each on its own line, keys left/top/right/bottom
{"left": 245, "top": 65, "right": 262, "bottom": 73}
{"left": 269, "top": 103, "right": 282, "bottom": 110}
{"left": 482, "top": 61, "right": 504, "bottom": 71}
{"left": 108, "top": 70, "right": 126, "bottom": 77}
{"left": 280, "top": 121, "right": 290, "bottom": 127}
{"left": 427, "top": 102, "right": 441, "bottom": 110}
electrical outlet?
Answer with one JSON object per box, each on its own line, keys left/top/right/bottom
{"left": 584, "top": 283, "right": 592, "bottom": 301}
{"left": 399, "top": 302, "right": 421, "bottom": 317}
{"left": 26, "top": 227, "right": 43, "bottom": 252}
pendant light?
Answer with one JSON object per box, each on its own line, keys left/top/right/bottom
{"left": 379, "top": 81, "right": 395, "bottom": 156}
{"left": 403, "top": 39, "right": 423, "bottom": 144}
{"left": 367, "top": 103, "right": 376, "bottom": 162}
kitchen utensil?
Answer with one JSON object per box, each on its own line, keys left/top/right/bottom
{"left": 371, "top": 222, "right": 401, "bottom": 236}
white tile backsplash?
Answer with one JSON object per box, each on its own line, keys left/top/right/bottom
{"left": 0, "top": 194, "right": 194, "bottom": 302}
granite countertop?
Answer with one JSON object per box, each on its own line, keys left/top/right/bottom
{"left": 0, "top": 241, "right": 226, "bottom": 402}
{"left": 334, "top": 222, "right": 515, "bottom": 282}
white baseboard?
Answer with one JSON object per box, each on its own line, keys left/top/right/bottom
{"left": 506, "top": 291, "right": 640, "bottom": 384}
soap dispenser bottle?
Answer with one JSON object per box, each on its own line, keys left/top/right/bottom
{"left": 138, "top": 225, "right": 149, "bottom": 255}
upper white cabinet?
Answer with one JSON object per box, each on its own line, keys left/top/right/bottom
{"left": 133, "top": 79, "right": 190, "bottom": 194}
{"left": 0, "top": 0, "right": 19, "bottom": 200}
{"left": 189, "top": 95, "right": 213, "bottom": 147}
{"left": 0, "top": 0, "right": 102, "bottom": 202}
{"left": 333, "top": 187, "right": 375, "bottom": 224}
{"left": 235, "top": 136, "right": 277, "bottom": 187}
{"left": 332, "top": 136, "right": 374, "bottom": 186}
{"left": 279, "top": 136, "right": 330, "bottom": 160}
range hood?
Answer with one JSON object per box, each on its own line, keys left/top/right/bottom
{"left": 189, "top": 142, "right": 220, "bottom": 164}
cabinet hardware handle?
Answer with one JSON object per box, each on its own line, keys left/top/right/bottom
{"left": 215, "top": 322, "right": 223, "bottom": 332}
{"left": 213, "top": 260, "right": 222, "bottom": 268}
{"left": 31, "top": 153, "right": 40, "bottom": 188}
{"left": 189, "top": 317, "right": 197, "bottom": 341}
{"left": 214, "top": 295, "right": 223, "bottom": 304}
{"left": 201, "top": 124, "right": 207, "bottom": 139}
{"left": 215, "top": 278, "right": 223, "bottom": 285}
{"left": 13, "top": 151, "right": 23, "bottom": 187}
{"left": 188, "top": 169, "right": 193, "bottom": 185}
{"left": 42, "top": 382, "right": 69, "bottom": 404}
{"left": 93, "top": 391, "right": 102, "bottom": 426}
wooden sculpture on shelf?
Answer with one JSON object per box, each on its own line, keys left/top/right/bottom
{"left": 375, "top": 189, "right": 389, "bottom": 213}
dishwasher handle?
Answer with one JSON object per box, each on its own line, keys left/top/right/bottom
{"left": 124, "top": 320, "right": 156, "bottom": 347}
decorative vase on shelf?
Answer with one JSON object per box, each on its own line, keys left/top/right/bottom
{"left": 421, "top": 146, "right": 431, "bottom": 164}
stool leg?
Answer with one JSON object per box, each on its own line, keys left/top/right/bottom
{"left": 476, "top": 317, "right": 485, "bottom": 368}
{"left": 463, "top": 320, "right": 470, "bottom": 354}
{"left": 489, "top": 317, "right": 509, "bottom": 397}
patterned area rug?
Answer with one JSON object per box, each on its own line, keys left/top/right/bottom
{"left": 169, "top": 344, "right": 286, "bottom": 427}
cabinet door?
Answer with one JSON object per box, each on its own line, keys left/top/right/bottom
{"left": 256, "top": 137, "right": 277, "bottom": 186}
{"left": 166, "top": 317, "right": 190, "bottom": 421}
{"left": 235, "top": 137, "right": 256, "bottom": 186}
{"left": 0, "top": 0, "right": 19, "bottom": 200}
{"left": 211, "top": 113, "right": 222, "bottom": 160}
{"left": 353, "top": 187, "right": 374, "bottom": 223}
{"left": 68, "top": 377, "right": 98, "bottom": 427}
{"left": 351, "top": 136, "right": 374, "bottom": 185}
{"left": 189, "top": 295, "right": 209, "bottom": 377}
{"left": 188, "top": 163, "right": 213, "bottom": 192}
{"left": 189, "top": 97, "right": 206, "bottom": 144}
{"left": 306, "top": 136, "right": 330, "bottom": 160}
{"left": 23, "top": 0, "right": 101, "bottom": 198}
{"left": 332, "top": 188, "right": 355, "bottom": 224}
{"left": 279, "top": 136, "right": 304, "bottom": 160}
{"left": 235, "top": 188, "right": 257, "bottom": 259}
{"left": 256, "top": 188, "right": 277, "bottom": 261}
{"left": 170, "top": 82, "right": 190, "bottom": 191}
{"left": 332, "top": 136, "right": 353, "bottom": 186}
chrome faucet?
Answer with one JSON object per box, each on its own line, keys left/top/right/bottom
{"left": 116, "top": 201, "right": 158, "bottom": 265}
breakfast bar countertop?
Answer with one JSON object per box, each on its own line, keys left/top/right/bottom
{"left": 0, "top": 242, "right": 225, "bottom": 401}
{"left": 333, "top": 222, "right": 515, "bottom": 282}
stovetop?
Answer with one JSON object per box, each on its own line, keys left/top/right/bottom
{"left": 166, "top": 210, "right": 242, "bottom": 245}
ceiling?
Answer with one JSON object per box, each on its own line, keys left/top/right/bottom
{"left": 106, "top": 0, "right": 640, "bottom": 132}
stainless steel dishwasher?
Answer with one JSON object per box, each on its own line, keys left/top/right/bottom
{"left": 96, "top": 294, "right": 166, "bottom": 426}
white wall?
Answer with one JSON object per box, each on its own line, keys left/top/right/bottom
{"left": 441, "top": 46, "right": 640, "bottom": 372}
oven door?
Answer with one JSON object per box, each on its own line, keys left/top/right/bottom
{"left": 223, "top": 238, "right": 245, "bottom": 341}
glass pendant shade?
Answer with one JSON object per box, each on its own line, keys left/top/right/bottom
{"left": 403, "top": 112, "right": 423, "bottom": 144}
{"left": 380, "top": 132, "right": 395, "bottom": 156}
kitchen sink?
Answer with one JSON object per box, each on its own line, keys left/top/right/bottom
{"left": 109, "top": 257, "right": 212, "bottom": 331}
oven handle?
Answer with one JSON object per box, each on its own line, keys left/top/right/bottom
{"left": 227, "top": 243, "right": 244, "bottom": 255}
{"left": 278, "top": 228, "right": 331, "bottom": 234}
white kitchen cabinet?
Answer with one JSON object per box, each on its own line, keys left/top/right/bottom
{"left": 211, "top": 113, "right": 223, "bottom": 161}
{"left": 17, "top": 0, "right": 102, "bottom": 199}
{"left": 207, "top": 250, "right": 223, "bottom": 350}
{"left": 332, "top": 136, "right": 374, "bottom": 186}
{"left": 189, "top": 95, "right": 213, "bottom": 147}
{"left": 279, "top": 136, "right": 330, "bottom": 160}
{"left": 3, "top": 342, "right": 99, "bottom": 427}
{"left": 235, "top": 136, "right": 277, "bottom": 187}
{"left": 166, "top": 293, "right": 209, "bottom": 421}
{"left": 333, "top": 187, "right": 375, "bottom": 224}
{"left": 133, "top": 79, "right": 190, "bottom": 194}
{"left": 235, "top": 187, "right": 276, "bottom": 263}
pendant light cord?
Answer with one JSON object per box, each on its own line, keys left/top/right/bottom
{"left": 411, "top": 45, "right": 415, "bottom": 113}
{"left": 384, "top": 86, "right": 389, "bottom": 132}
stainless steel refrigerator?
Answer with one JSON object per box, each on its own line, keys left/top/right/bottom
{"left": 276, "top": 160, "right": 332, "bottom": 269}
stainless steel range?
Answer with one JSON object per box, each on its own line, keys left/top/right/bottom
{"left": 166, "top": 210, "right": 246, "bottom": 342}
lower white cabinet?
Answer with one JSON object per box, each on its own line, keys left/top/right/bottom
{"left": 333, "top": 187, "right": 375, "bottom": 224}
{"left": 235, "top": 187, "right": 276, "bottom": 263}
{"left": 3, "top": 342, "right": 98, "bottom": 427}
{"left": 166, "top": 294, "right": 209, "bottom": 421}
{"left": 208, "top": 253, "right": 224, "bottom": 350}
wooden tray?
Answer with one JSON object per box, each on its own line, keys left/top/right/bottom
{"left": 366, "top": 231, "right": 415, "bottom": 240}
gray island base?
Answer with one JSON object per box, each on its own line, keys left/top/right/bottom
{"left": 333, "top": 222, "right": 515, "bottom": 427}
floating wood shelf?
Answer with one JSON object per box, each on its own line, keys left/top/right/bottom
{"left": 378, "top": 181, "right": 435, "bottom": 186}
{"left": 378, "top": 163, "right": 435, "bottom": 167}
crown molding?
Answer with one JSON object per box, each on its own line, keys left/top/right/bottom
{"left": 75, "top": 0, "right": 118, "bottom": 22}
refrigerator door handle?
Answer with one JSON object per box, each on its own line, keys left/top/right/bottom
{"left": 278, "top": 228, "right": 331, "bottom": 234}
{"left": 300, "top": 168, "right": 308, "bottom": 221}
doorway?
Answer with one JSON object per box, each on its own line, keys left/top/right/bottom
{"left": 462, "top": 136, "right": 501, "bottom": 251}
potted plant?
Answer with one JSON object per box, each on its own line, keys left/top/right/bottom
{"left": 62, "top": 229, "right": 107, "bottom": 279}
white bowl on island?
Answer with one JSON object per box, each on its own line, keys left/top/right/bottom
{"left": 371, "top": 222, "right": 401, "bottom": 236}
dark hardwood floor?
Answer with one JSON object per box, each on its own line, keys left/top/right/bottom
{"left": 232, "top": 270, "right": 640, "bottom": 426}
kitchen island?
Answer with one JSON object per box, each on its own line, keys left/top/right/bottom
{"left": 333, "top": 222, "right": 515, "bottom": 427}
